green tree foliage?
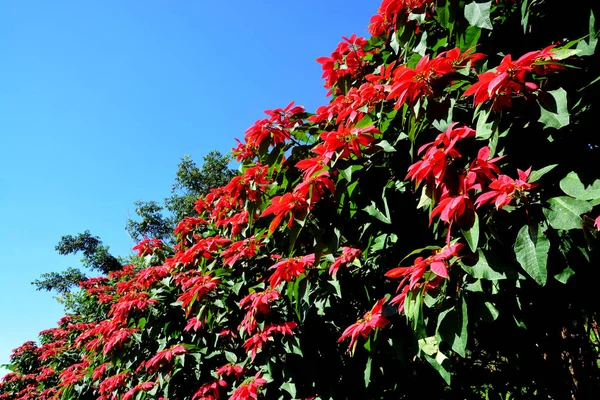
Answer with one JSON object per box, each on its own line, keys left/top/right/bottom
{"left": 31, "top": 231, "right": 122, "bottom": 294}
{"left": 126, "top": 151, "right": 236, "bottom": 242}
{"left": 32, "top": 151, "right": 234, "bottom": 295}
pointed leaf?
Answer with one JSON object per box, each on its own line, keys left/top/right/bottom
{"left": 464, "top": 1, "right": 493, "bottom": 30}
{"left": 514, "top": 224, "right": 550, "bottom": 286}
{"left": 538, "top": 88, "right": 570, "bottom": 130}
{"left": 461, "top": 213, "right": 479, "bottom": 252}
{"left": 560, "top": 171, "right": 585, "bottom": 198}
{"left": 544, "top": 196, "right": 592, "bottom": 230}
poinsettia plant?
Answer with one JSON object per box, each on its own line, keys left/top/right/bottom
{"left": 2, "top": 0, "right": 600, "bottom": 399}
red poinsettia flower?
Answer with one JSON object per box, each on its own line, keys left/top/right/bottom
{"left": 475, "top": 168, "right": 537, "bottom": 209}
{"left": 268, "top": 254, "right": 315, "bottom": 287}
{"left": 329, "top": 247, "right": 361, "bottom": 277}
{"left": 338, "top": 298, "right": 389, "bottom": 352}
{"left": 261, "top": 193, "right": 309, "bottom": 233}
{"left": 229, "top": 373, "right": 267, "bottom": 400}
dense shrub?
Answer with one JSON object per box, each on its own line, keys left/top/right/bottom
{"left": 2, "top": 1, "right": 600, "bottom": 399}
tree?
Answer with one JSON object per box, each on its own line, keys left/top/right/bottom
{"left": 32, "top": 151, "right": 235, "bottom": 295}
{"left": 31, "top": 230, "right": 122, "bottom": 295}
{"left": 126, "top": 151, "right": 236, "bottom": 242}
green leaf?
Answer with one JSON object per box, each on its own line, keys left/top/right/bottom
{"left": 224, "top": 351, "right": 237, "bottom": 364}
{"left": 528, "top": 164, "right": 557, "bottom": 183}
{"left": 328, "top": 279, "right": 342, "bottom": 298}
{"left": 461, "top": 213, "right": 479, "bottom": 252}
{"left": 475, "top": 109, "right": 494, "bottom": 140}
{"left": 363, "top": 201, "right": 392, "bottom": 224}
{"left": 457, "top": 25, "right": 481, "bottom": 52}
{"left": 280, "top": 382, "right": 296, "bottom": 398}
{"left": 538, "top": 88, "right": 570, "bottom": 130}
{"left": 554, "top": 266, "right": 575, "bottom": 284}
{"left": 483, "top": 301, "right": 500, "bottom": 321}
{"left": 418, "top": 336, "right": 439, "bottom": 356}
{"left": 520, "top": 0, "right": 530, "bottom": 33}
{"left": 376, "top": 140, "right": 396, "bottom": 153}
{"left": 390, "top": 31, "right": 400, "bottom": 55}
{"left": 464, "top": 1, "right": 493, "bottom": 30}
{"left": 436, "top": 296, "right": 469, "bottom": 357}
{"left": 413, "top": 31, "right": 428, "bottom": 56}
{"left": 423, "top": 350, "right": 451, "bottom": 385}
{"left": 550, "top": 48, "right": 581, "bottom": 60}
{"left": 460, "top": 249, "right": 508, "bottom": 280}
{"left": 576, "top": 11, "right": 598, "bottom": 56}
{"left": 580, "top": 180, "right": 600, "bottom": 201}
{"left": 364, "top": 356, "right": 372, "bottom": 387}
{"left": 560, "top": 172, "right": 586, "bottom": 198}
{"left": 544, "top": 196, "right": 592, "bottom": 230}
{"left": 514, "top": 224, "right": 550, "bottom": 286}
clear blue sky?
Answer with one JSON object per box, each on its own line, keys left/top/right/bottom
{"left": 0, "top": 0, "right": 378, "bottom": 372}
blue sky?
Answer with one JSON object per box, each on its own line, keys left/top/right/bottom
{"left": 0, "top": 0, "right": 379, "bottom": 372}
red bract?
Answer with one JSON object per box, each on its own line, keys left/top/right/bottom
{"left": 329, "top": 247, "right": 361, "bottom": 277}
{"left": 221, "top": 236, "right": 264, "bottom": 267}
{"left": 215, "top": 363, "right": 244, "bottom": 379}
{"left": 317, "top": 34, "right": 368, "bottom": 90}
{"left": 109, "top": 292, "right": 157, "bottom": 324}
{"left": 385, "top": 49, "right": 478, "bottom": 110}
{"left": 103, "top": 328, "right": 136, "bottom": 354}
{"left": 406, "top": 124, "right": 476, "bottom": 186}
{"left": 386, "top": 244, "right": 464, "bottom": 311}
{"left": 91, "top": 363, "right": 109, "bottom": 381}
{"left": 296, "top": 154, "right": 330, "bottom": 180}
{"left": 132, "top": 237, "right": 162, "bottom": 256}
{"left": 57, "top": 359, "right": 89, "bottom": 388}
{"left": 261, "top": 193, "right": 309, "bottom": 234}
{"left": 320, "top": 125, "right": 379, "bottom": 159}
{"left": 268, "top": 254, "right": 315, "bottom": 287}
{"left": 243, "top": 322, "right": 297, "bottom": 359}
{"left": 98, "top": 372, "right": 129, "bottom": 397}
{"left": 184, "top": 317, "right": 203, "bottom": 332}
{"left": 146, "top": 345, "right": 188, "bottom": 374}
{"left": 244, "top": 101, "right": 304, "bottom": 148}
{"left": 239, "top": 288, "right": 280, "bottom": 315}
{"left": 192, "top": 379, "right": 227, "bottom": 400}
{"left": 238, "top": 288, "right": 280, "bottom": 334}
{"left": 122, "top": 381, "right": 155, "bottom": 400}
{"left": 174, "top": 217, "right": 207, "bottom": 237}
{"left": 338, "top": 298, "right": 389, "bottom": 352}
{"left": 229, "top": 373, "right": 267, "bottom": 400}
{"left": 174, "top": 271, "right": 221, "bottom": 316}
{"left": 293, "top": 171, "right": 335, "bottom": 204}
{"left": 475, "top": 168, "right": 536, "bottom": 209}
{"left": 463, "top": 46, "right": 565, "bottom": 110}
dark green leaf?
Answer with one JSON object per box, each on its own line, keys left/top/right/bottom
{"left": 544, "top": 196, "right": 592, "bottom": 230}
{"left": 514, "top": 224, "right": 550, "bottom": 286}
{"left": 376, "top": 140, "right": 396, "bottom": 153}
{"left": 528, "top": 164, "right": 557, "bottom": 183}
{"left": 436, "top": 296, "right": 468, "bottom": 357}
{"left": 461, "top": 213, "right": 479, "bottom": 252}
{"left": 364, "top": 356, "right": 372, "bottom": 387}
{"left": 460, "top": 250, "right": 508, "bottom": 280}
{"left": 363, "top": 201, "right": 392, "bottom": 224}
{"left": 554, "top": 266, "right": 575, "bottom": 284}
{"left": 538, "top": 88, "right": 570, "bottom": 130}
{"left": 280, "top": 382, "right": 296, "bottom": 398}
{"left": 576, "top": 11, "right": 598, "bottom": 56}
{"left": 560, "top": 171, "right": 586, "bottom": 198}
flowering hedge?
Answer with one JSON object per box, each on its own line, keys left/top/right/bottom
{"left": 2, "top": 0, "right": 600, "bottom": 398}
